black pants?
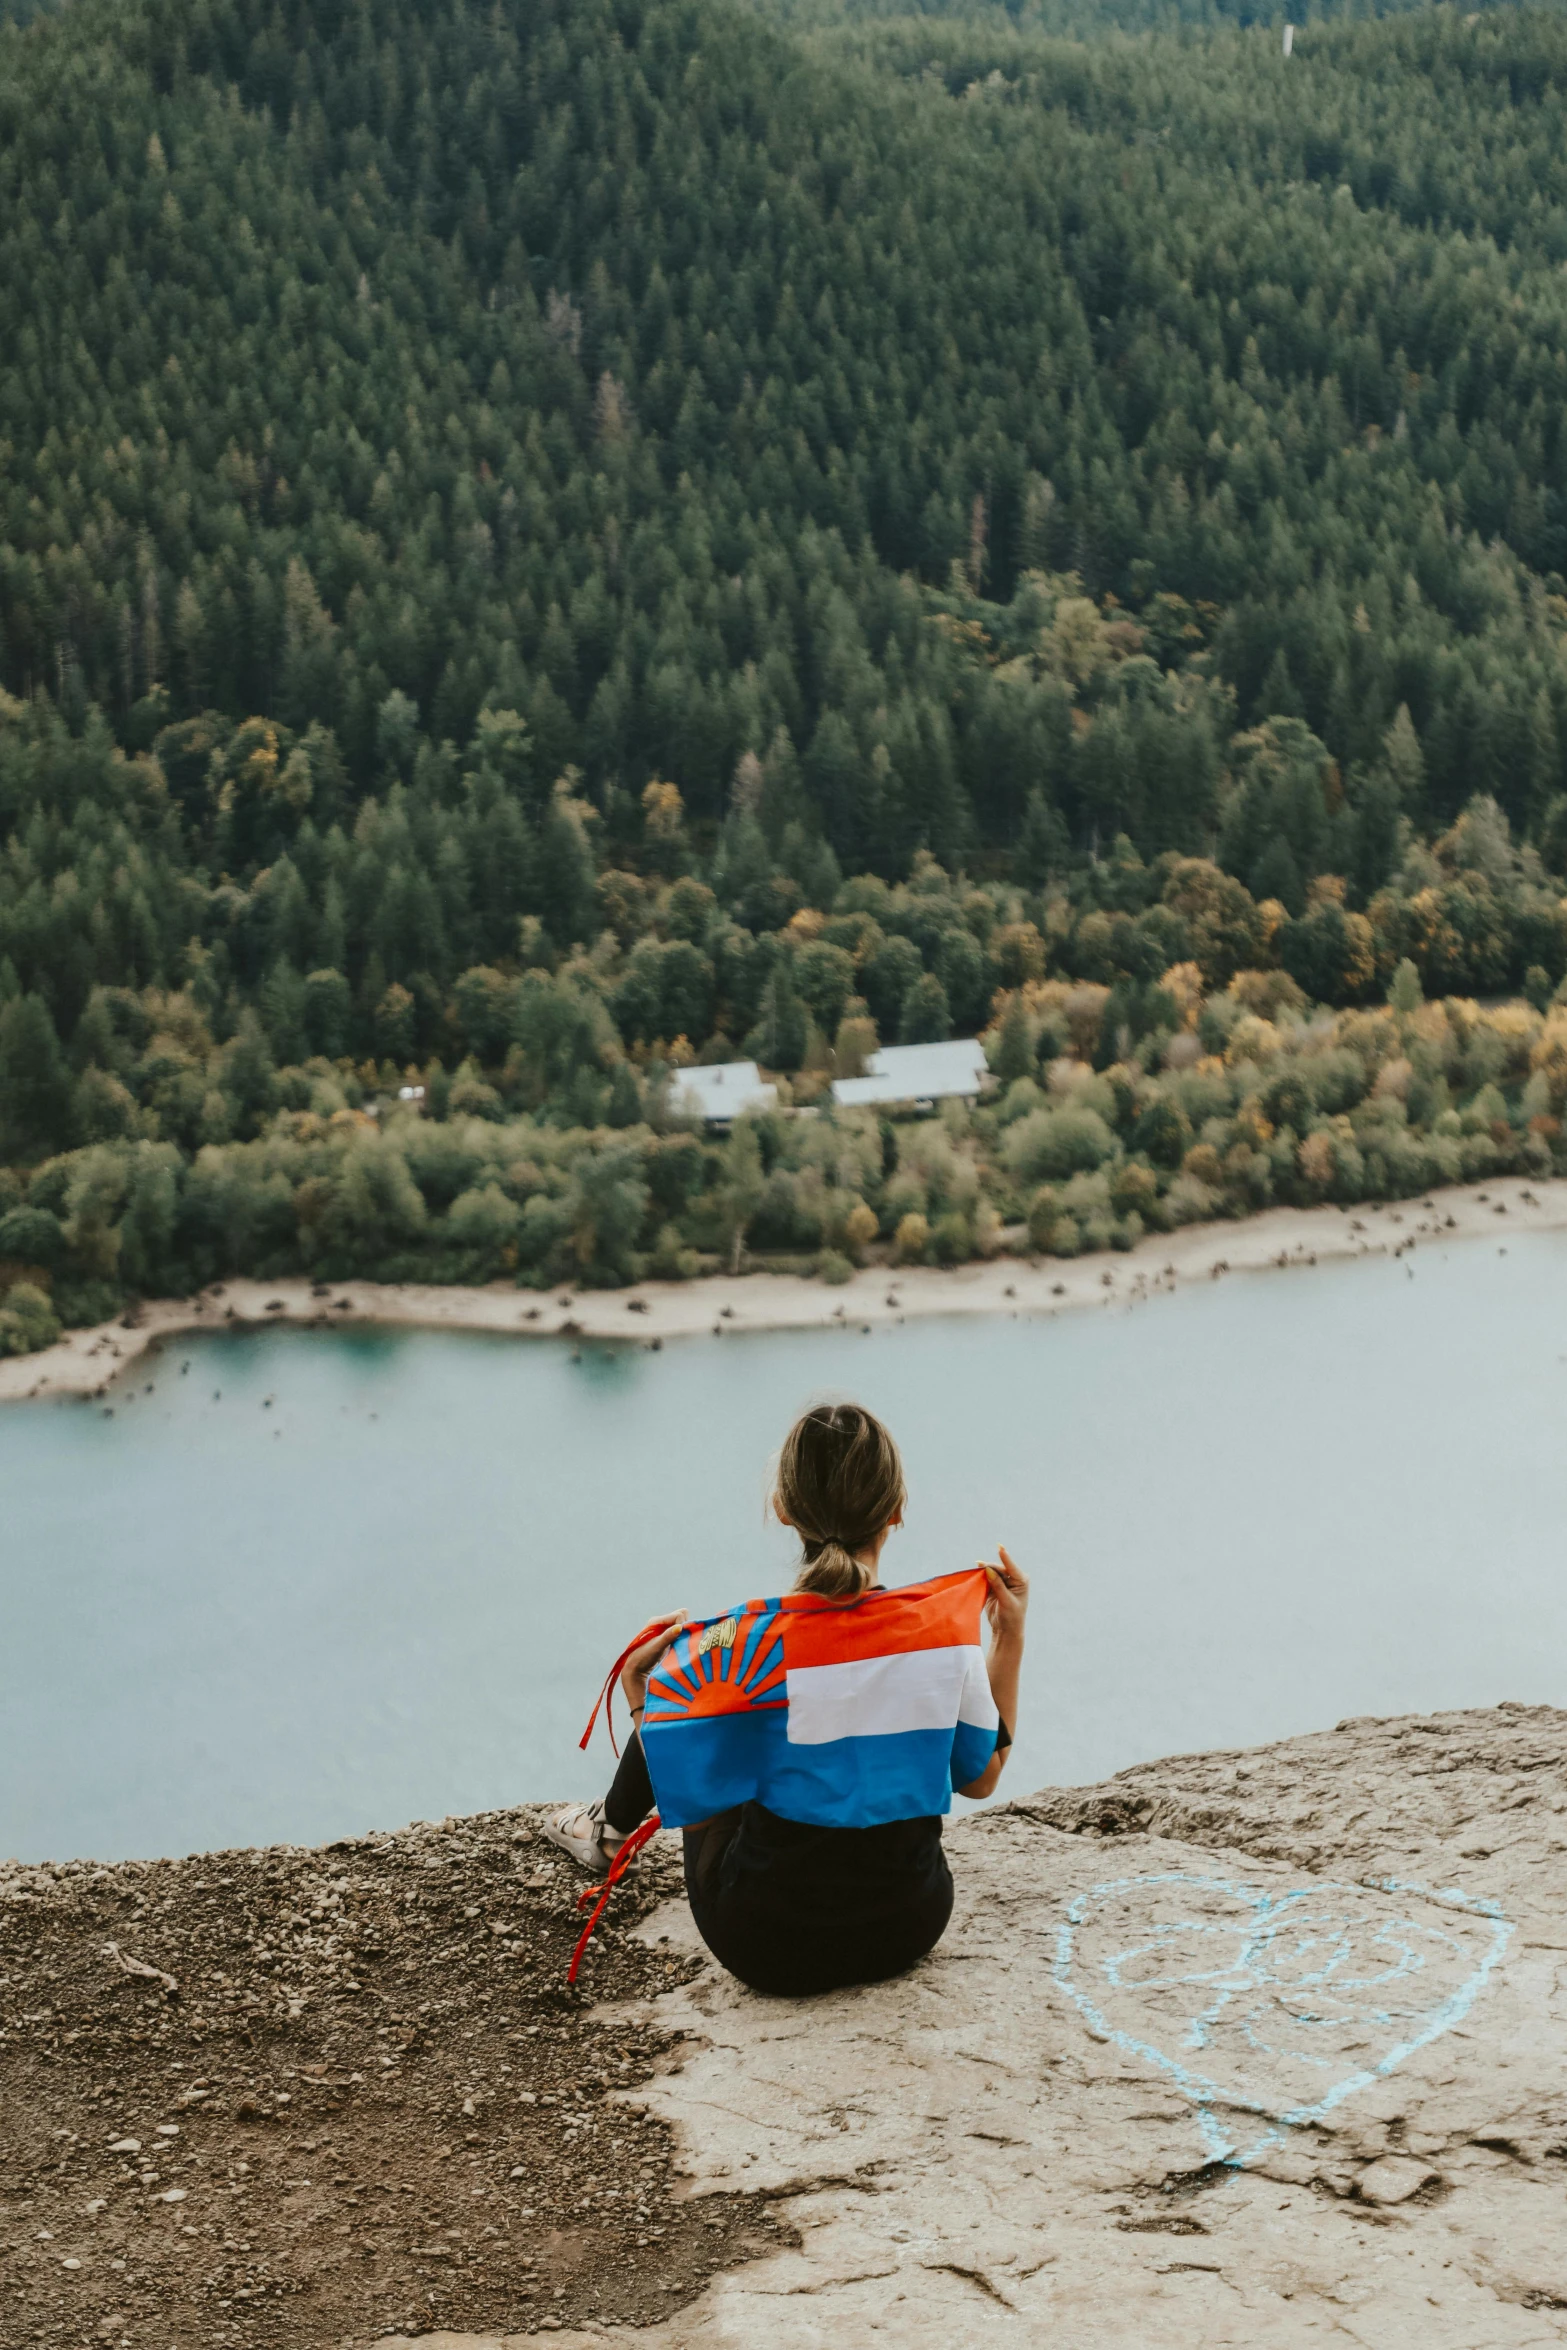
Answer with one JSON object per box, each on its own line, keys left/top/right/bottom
{"left": 604, "top": 1734, "right": 954, "bottom": 1998}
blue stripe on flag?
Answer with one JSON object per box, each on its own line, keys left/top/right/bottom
{"left": 951, "top": 1718, "right": 1000, "bottom": 1791}
{"left": 765, "top": 1726, "right": 991, "bottom": 1826}
{"left": 643, "top": 1714, "right": 998, "bottom": 1830}
{"left": 640, "top": 1711, "right": 790, "bottom": 1827}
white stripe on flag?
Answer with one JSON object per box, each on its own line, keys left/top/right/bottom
{"left": 958, "top": 1643, "right": 1000, "bottom": 1732}
{"left": 785, "top": 1645, "right": 992, "bottom": 1745}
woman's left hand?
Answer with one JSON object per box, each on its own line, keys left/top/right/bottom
{"left": 980, "top": 1547, "right": 1028, "bottom": 1646}
{"left": 621, "top": 1614, "right": 688, "bottom": 1712}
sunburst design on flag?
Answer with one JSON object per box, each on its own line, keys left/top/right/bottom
{"left": 644, "top": 1603, "right": 787, "bottom": 1723}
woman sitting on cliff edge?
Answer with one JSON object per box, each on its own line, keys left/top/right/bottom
{"left": 545, "top": 1401, "right": 1028, "bottom": 1998}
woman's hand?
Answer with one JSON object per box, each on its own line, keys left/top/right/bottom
{"left": 621, "top": 1614, "right": 688, "bottom": 1714}
{"left": 956, "top": 1548, "right": 1028, "bottom": 1800}
{"left": 981, "top": 1547, "right": 1028, "bottom": 1648}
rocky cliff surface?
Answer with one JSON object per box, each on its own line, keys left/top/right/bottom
{"left": 379, "top": 1705, "right": 1567, "bottom": 2349}
{"left": 6, "top": 1707, "right": 1563, "bottom": 2347}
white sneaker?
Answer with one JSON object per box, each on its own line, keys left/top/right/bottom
{"left": 540, "top": 1800, "right": 629, "bottom": 1878}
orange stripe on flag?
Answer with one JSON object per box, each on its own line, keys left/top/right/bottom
{"left": 779, "top": 1569, "right": 987, "bottom": 1671}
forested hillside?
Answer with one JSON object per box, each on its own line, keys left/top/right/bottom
{"left": 11, "top": 0, "right": 1567, "bottom": 842}
{"left": 6, "top": 0, "right": 1567, "bottom": 1343}
{"left": 750, "top": 0, "right": 1542, "bottom": 37}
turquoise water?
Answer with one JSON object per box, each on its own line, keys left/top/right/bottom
{"left": 5, "top": 1232, "right": 1566, "bottom": 1863}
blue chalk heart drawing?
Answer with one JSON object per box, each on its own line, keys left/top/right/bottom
{"left": 1053, "top": 1871, "right": 1512, "bottom": 2169}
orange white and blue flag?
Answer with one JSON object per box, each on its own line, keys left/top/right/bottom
{"left": 640, "top": 1569, "right": 999, "bottom": 1829}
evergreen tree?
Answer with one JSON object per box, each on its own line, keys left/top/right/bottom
{"left": 0, "top": 995, "right": 74, "bottom": 1161}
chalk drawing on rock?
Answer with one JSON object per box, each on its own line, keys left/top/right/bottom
{"left": 1053, "top": 1870, "right": 1512, "bottom": 2168}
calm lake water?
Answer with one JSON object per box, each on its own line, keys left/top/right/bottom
{"left": 5, "top": 1232, "right": 1566, "bottom": 1863}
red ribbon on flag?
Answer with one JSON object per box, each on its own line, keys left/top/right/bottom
{"left": 566, "top": 1815, "right": 662, "bottom": 1985}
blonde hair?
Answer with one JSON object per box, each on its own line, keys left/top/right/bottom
{"left": 776, "top": 1403, "right": 906, "bottom": 1600}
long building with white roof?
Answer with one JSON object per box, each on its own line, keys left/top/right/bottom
{"left": 831, "top": 1038, "right": 990, "bottom": 1111}
{"left": 666, "top": 1060, "right": 779, "bottom": 1125}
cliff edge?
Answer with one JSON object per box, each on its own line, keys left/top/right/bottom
{"left": 382, "top": 1705, "right": 1567, "bottom": 2350}
{"left": 4, "top": 1707, "right": 1564, "bottom": 2348}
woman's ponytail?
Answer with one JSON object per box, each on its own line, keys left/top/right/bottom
{"left": 776, "top": 1404, "right": 905, "bottom": 1600}
{"left": 796, "top": 1535, "right": 868, "bottom": 1600}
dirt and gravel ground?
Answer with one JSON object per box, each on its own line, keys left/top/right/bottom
{"left": 10, "top": 1712, "right": 1567, "bottom": 2350}
{"left": 0, "top": 1809, "right": 786, "bottom": 2348}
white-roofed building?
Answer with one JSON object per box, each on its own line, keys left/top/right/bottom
{"left": 832, "top": 1037, "right": 990, "bottom": 1111}
{"left": 667, "top": 1059, "right": 779, "bottom": 1126}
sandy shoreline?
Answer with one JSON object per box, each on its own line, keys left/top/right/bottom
{"left": 2, "top": 1171, "right": 1561, "bottom": 1403}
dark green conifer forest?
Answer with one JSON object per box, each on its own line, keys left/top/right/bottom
{"left": 6, "top": 0, "right": 1567, "bottom": 1345}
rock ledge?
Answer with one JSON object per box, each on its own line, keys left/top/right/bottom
{"left": 380, "top": 1705, "right": 1567, "bottom": 2349}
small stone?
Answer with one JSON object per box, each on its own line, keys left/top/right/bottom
{"left": 157, "top": 2187, "right": 188, "bottom": 2204}
{"left": 61, "top": 2257, "right": 81, "bottom": 2269}
{"left": 1356, "top": 2156, "right": 1438, "bottom": 2207}
{"left": 108, "top": 2139, "right": 140, "bottom": 2155}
